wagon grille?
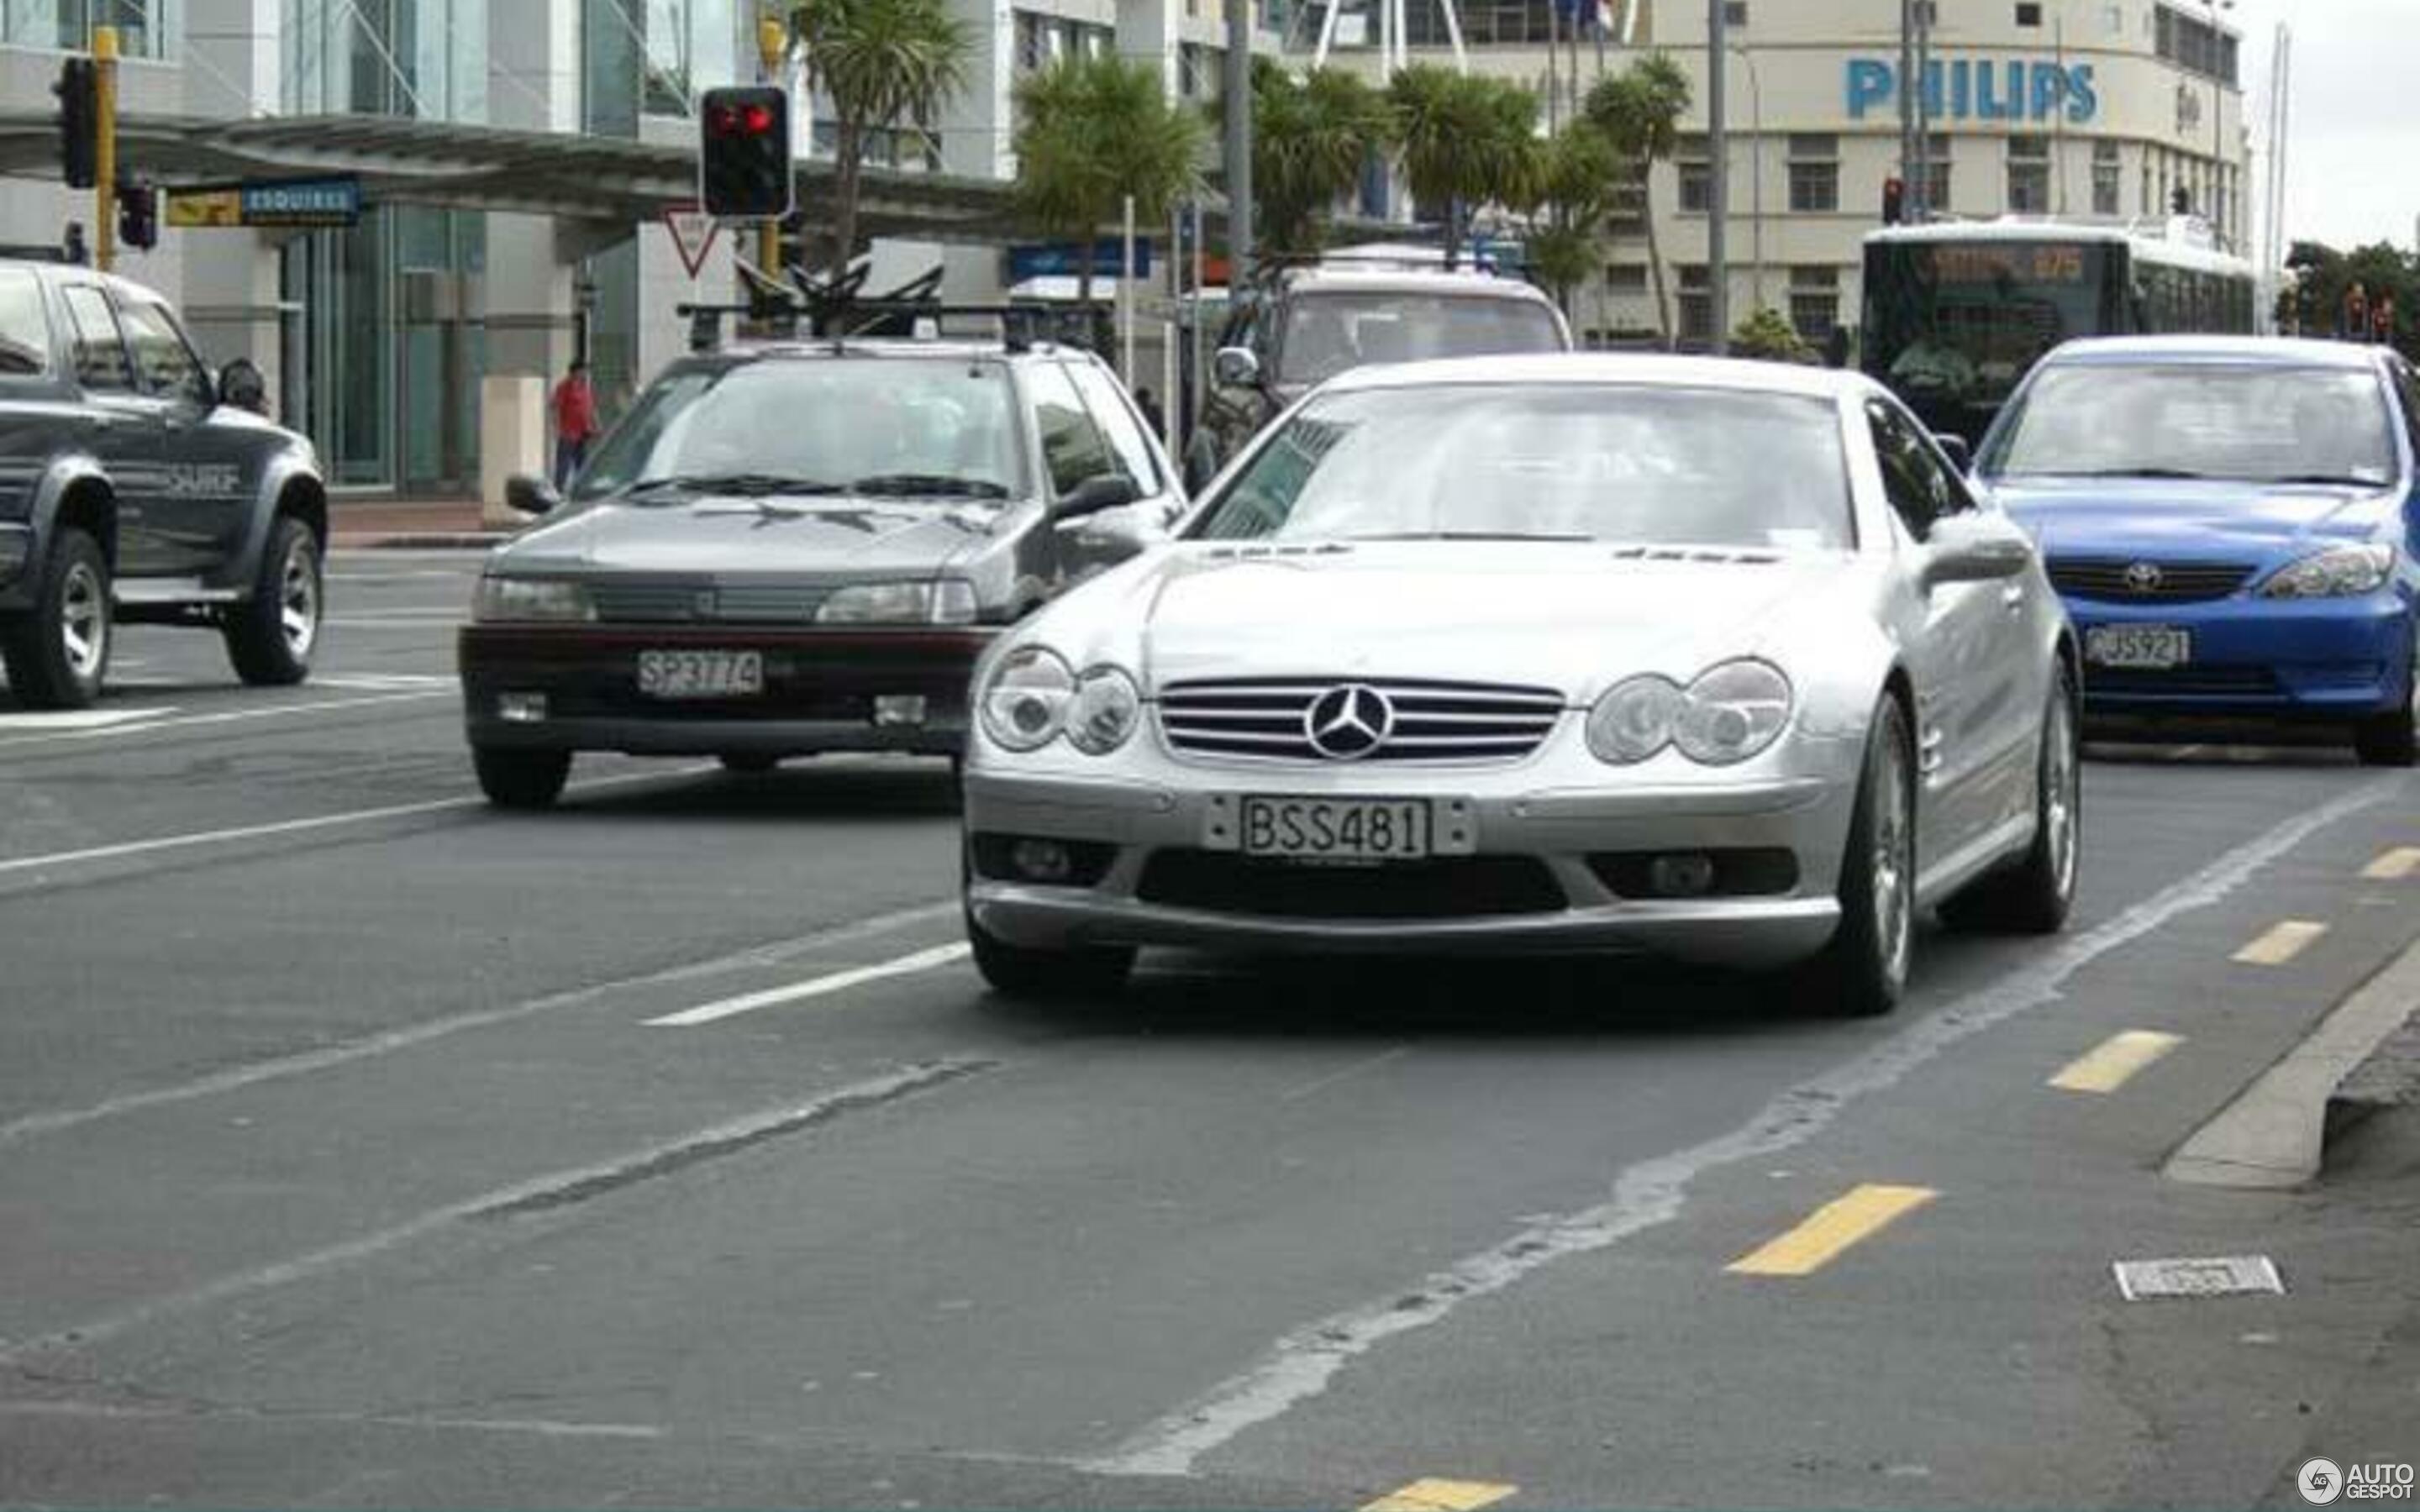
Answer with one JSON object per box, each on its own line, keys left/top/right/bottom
{"left": 2047, "top": 559, "right": 2254, "bottom": 603}
{"left": 1156, "top": 677, "right": 1565, "bottom": 764}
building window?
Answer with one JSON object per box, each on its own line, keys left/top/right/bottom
{"left": 2014, "top": 1, "right": 2042, "bottom": 24}
{"left": 2092, "top": 140, "right": 2122, "bottom": 216}
{"left": 2007, "top": 134, "right": 2051, "bottom": 213}
{"left": 1604, "top": 263, "right": 1649, "bottom": 295}
{"left": 1723, "top": 0, "right": 1746, "bottom": 24}
{"left": 1786, "top": 134, "right": 1839, "bottom": 213}
{"left": 1676, "top": 134, "right": 1711, "bottom": 214}
{"left": 0, "top": 0, "right": 172, "bottom": 59}
{"left": 1913, "top": 0, "right": 1937, "bottom": 24}
{"left": 1788, "top": 265, "right": 1839, "bottom": 343}
{"left": 1677, "top": 264, "right": 1712, "bottom": 344}
{"left": 2154, "top": 3, "right": 2239, "bottom": 87}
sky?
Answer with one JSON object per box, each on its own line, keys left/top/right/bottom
{"left": 2232, "top": 0, "right": 2420, "bottom": 255}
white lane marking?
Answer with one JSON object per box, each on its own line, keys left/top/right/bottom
{"left": 0, "top": 1059, "right": 991, "bottom": 1363}
{"left": 1081, "top": 776, "right": 2404, "bottom": 1478}
{"left": 314, "top": 674, "right": 454, "bottom": 690}
{"left": 0, "top": 690, "right": 450, "bottom": 752}
{"left": 323, "top": 618, "right": 466, "bottom": 630}
{"left": 0, "top": 764, "right": 705, "bottom": 879}
{"left": 1278, "top": 1046, "right": 1412, "bottom": 1102}
{"left": 0, "top": 707, "right": 178, "bottom": 732}
{"left": 0, "top": 1399, "right": 670, "bottom": 1442}
{"left": 645, "top": 942, "right": 973, "bottom": 1026}
{"left": 0, "top": 899, "right": 957, "bottom": 1151}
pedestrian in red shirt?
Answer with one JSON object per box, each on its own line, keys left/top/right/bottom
{"left": 550, "top": 360, "right": 597, "bottom": 489}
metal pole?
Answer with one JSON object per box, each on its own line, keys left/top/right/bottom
{"left": 757, "top": 13, "right": 786, "bottom": 277}
{"left": 1912, "top": 1, "right": 1931, "bottom": 219}
{"left": 1897, "top": 0, "right": 1915, "bottom": 214}
{"left": 1733, "top": 45, "right": 1760, "bottom": 312}
{"left": 2207, "top": 2, "right": 2225, "bottom": 246}
{"left": 1121, "top": 194, "right": 1137, "bottom": 383}
{"left": 1223, "top": 0, "right": 1253, "bottom": 284}
{"left": 93, "top": 25, "right": 118, "bottom": 274}
{"left": 1190, "top": 198, "right": 1207, "bottom": 433}
{"left": 1707, "top": 0, "right": 1728, "bottom": 353}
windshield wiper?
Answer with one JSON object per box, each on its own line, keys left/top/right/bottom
{"left": 624, "top": 472, "right": 845, "bottom": 497}
{"left": 1349, "top": 531, "right": 1595, "bottom": 543}
{"left": 2260, "top": 473, "right": 2389, "bottom": 487}
{"left": 2039, "top": 467, "right": 2213, "bottom": 480}
{"left": 844, "top": 473, "right": 1012, "bottom": 500}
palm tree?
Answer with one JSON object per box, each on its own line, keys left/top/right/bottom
{"left": 1013, "top": 54, "right": 1210, "bottom": 309}
{"left": 1252, "top": 61, "right": 1396, "bottom": 256}
{"left": 789, "top": 0, "right": 972, "bottom": 280}
{"left": 1527, "top": 122, "right": 1620, "bottom": 316}
{"left": 1585, "top": 52, "right": 1691, "bottom": 346}
{"left": 1388, "top": 64, "right": 1539, "bottom": 266}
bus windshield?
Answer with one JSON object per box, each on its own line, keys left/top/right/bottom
{"left": 1862, "top": 239, "right": 2116, "bottom": 428}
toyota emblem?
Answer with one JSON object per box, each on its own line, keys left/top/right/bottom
{"left": 2123, "top": 561, "right": 2165, "bottom": 594}
{"left": 1304, "top": 684, "right": 1394, "bottom": 761}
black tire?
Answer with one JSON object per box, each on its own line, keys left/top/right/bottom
{"left": 1803, "top": 695, "right": 1916, "bottom": 1019}
{"left": 718, "top": 753, "right": 780, "bottom": 774}
{"left": 965, "top": 907, "right": 1134, "bottom": 1000}
{"left": 223, "top": 515, "right": 323, "bottom": 686}
{"left": 2, "top": 527, "right": 111, "bottom": 710}
{"left": 1941, "top": 664, "right": 2081, "bottom": 934}
{"left": 2353, "top": 654, "right": 2417, "bottom": 767}
{"left": 473, "top": 746, "right": 571, "bottom": 810}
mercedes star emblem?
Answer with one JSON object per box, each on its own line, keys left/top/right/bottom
{"left": 1304, "top": 684, "right": 1394, "bottom": 761}
{"left": 2123, "top": 561, "right": 2165, "bottom": 594}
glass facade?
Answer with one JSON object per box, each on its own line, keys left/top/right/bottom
{"left": 0, "top": 0, "right": 175, "bottom": 58}
{"left": 280, "top": 0, "right": 489, "bottom": 489}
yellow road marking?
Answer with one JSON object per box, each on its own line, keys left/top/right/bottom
{"left": 2233, "top": 921, "right": 2329, "bottom": 966}
{"left": 1724, "top": 1184, "right": 1939, "bottom": 1278}
{"left": 2362, "top": 848, "right": 2420, "bottom": 881}
{"left": 2049, "top": 1030, "right": 2184, "bottom": 1094}
{"left": 1361, "top": 1480, "right": 1519, "bottom": 1512}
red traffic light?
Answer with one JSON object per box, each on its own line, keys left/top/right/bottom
{"left": 743, "top": 103, "right": 775, "bottom": 134}
{"left": 707, "top": 102, "right": 777, "bottom": 137}
{"left": 1881, "top": 175, "right": 1906, "bottom": 225}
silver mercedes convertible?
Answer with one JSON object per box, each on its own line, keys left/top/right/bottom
{"left": 960, "top": 354, "right": 2081, "bottom": 1016}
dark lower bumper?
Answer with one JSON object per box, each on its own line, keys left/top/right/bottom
{"left": 458, "top": 623, "right": 992, "bottom": 757}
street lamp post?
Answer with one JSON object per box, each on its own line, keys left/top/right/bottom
{"left": 2203, "top": 0, "right": 2233, "bottom": 245}
{"left": 1707, "top": 0, "right": 1728, "bottom": 353}
{"left": 1728, "top": 43, "right": 1763, "bottom": 312}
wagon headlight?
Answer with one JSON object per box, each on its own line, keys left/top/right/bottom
{"left": 1066, "top": 667, "right": 1142, "bottom": 754}
{"left": 817, "top": 580, "right": 979, "bottom": 624}
{"left": 2257, "top": 544, "right": 2393, "bottom": 600}
{"left": 473, "top": 576, "right": 593, "bottom": 622}
{"left": 979, "top": 646, "right": 1077, "bottom": 752}
{"left": 1587, "top": 659, "right": 1793, "bottom": 766}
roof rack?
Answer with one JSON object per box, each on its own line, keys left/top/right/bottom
{"left": 681, "top": 256, "right": 1112, "bottom": 354}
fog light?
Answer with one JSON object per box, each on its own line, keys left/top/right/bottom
{"left": 497, "top": 691, "right": 548, "bottom": 724}
{"left": 1647, "top": 853, "right": 1718, "bottom": 898}
{"left": 1010, "top": 839, "right": 1073, "bottom": 883}
{"left": 874, "top": 695, "right": 929, "bottom": 727}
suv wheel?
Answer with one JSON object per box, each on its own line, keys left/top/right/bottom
{"left": 224, "top": 516, "right": 323, "bottom": 686}
{"left": 473, "top": 747, "right": 571, "bottom": 810}
{"left": 3, "top": 527, "right": 111, "bottom": 710}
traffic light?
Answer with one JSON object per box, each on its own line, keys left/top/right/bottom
{"left": 117, "top": 179, "right": 157, "bottom": 251}
{"left": 699, "top": 87, "right": 792, "bottom": 219}
{"left": 55, "top": 56, "right": 97, "bottom": 190}
{"left": 1881, "top": 176, "right": 1906, "bottom": 226}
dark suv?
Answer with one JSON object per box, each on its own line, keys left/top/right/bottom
{"left": 458, "top": 328, "right": 1183, "bottom": 808}
{"left": 0, "top": 258, "right": 328, "bottom": 708}
{"left": 1183, "top": 259, "right": 1573, "bottom": 490}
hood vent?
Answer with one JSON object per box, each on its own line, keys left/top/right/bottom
{"left": 1608, "top": 545, "right": 1782, "bottom": 565}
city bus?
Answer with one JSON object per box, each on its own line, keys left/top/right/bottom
{"left": 1860, "top": 218, "right": 2259, "bottom": 444}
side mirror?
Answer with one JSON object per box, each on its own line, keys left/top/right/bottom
{"left": 1213, "top": 346, "right": 1262, "bottom": 389}
{"left": 504, "top": 472, "right": 562, "bottom": 517}
{"left": 216, "top": 357, "right": 268, "bottom": 415}
{"left": 1051, "top": 472, "right": 1141, "bottom": 522}
{"left": 1931, "top": 433, "right": 1974, "bottom": 471}
{"left": 1923, "top": 513, "right": 2031, "bottom": 587}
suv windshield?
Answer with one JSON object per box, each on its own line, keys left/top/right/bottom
{"left": 1191, "top": 383, "right": 1852, "bottom": 549}
{"left": 574, "top": 357, "right": 1025, "bottom": 501}
{"left": 1984, "top": 362, "right": 2401, "bottom": 486}
{"left": 1276, "top": 291, "right": 1564, "bottom": 387}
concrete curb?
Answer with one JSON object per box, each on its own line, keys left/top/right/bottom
{"left": 331, "top": 533, "right": 509, "bottom": 551}
{"left": 2165, "top": 935, "right": 2420, "bottom": 1189}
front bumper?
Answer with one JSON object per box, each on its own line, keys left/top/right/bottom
{"left": 962, "top": 759, "right": 1856, "bottom": 966}
{"left": 2070, "top": 593, "right": 2415, "bottom": 723}
{"left": 459, "top": 623, "right": 993, "bottom": 757}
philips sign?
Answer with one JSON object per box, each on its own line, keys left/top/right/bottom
{"left": 1847, "top": 59, "right": 2099, "bottom": 123}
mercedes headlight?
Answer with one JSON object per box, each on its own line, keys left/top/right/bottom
{"left": 979, "top": 646, "right": 1077, "bottom": 752}
{"left": 2257, "top": 544, "right": 2393, "bottom": 600}
{"left": 473, "top": 576, "right": 593, "bottom": 623}
{"left": 1065, "top": 667, "right": 1142, "bottom": 755}
{"left": 816, "top": 580, "right": 979, "bottom": 624}
{"left": 1587, "top": 659, "right": 1794, "bottom": 766}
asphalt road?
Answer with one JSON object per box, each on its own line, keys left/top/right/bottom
{"left": 2, "top": 549, "right": 2416, "bottom": 1509}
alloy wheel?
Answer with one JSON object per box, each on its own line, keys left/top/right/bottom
{"left": 280, "top": 538, "right": 320, "bottom": 659}
{"left": 60, "top": 559, "right": 106, "bottom": 680}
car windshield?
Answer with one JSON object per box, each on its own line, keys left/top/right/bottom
{"left": 1276, "top": 291, "right": 1565, "bottom": 386}
{"left": 572, "top": 357, "right": 1025, "bottom": 501}
{"left": 1983, "top": 362, "right": 2401, "bottom": 486}
{"left": 1188, "top": 382, "right": 1853, "bottom": 549}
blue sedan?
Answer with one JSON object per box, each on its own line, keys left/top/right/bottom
{"left": 1975, "top": 336, "right": 2418, "bottom": 765}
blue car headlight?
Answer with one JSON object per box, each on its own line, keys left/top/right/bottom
{"left": 2257, "top": 544, "right": 2393, "bottom": 600}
